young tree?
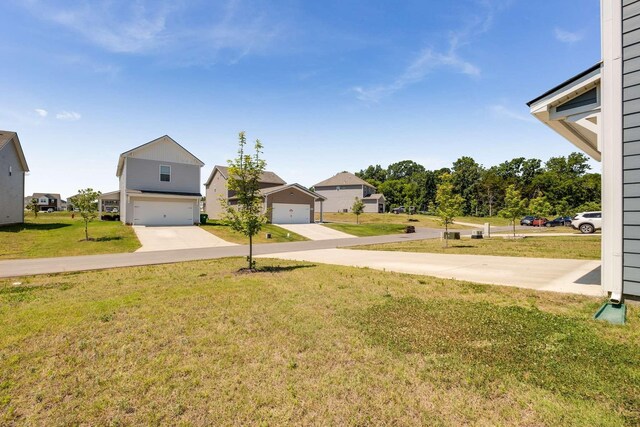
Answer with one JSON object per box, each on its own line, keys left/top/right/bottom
{"left": 499, "top": 185, "right": 528, "bottom": 237}
{"left": 28, "top": 198, "right": 39, "bottom": 218}
{"left": 352, "top": 197, "right": 365, "bottom": 224}
{"left": 73, "top": 188, "right": 101, "bottom": 240}
{"left": 435, "top": 173, "right": 464, "bottom": 247}
{"left": 528, "top": 194, "right": 553, "bottom": 226}
{"left": 222, "top": 132, "right": 268, "bottom": 270}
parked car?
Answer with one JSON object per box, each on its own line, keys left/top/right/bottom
{"left": 46, "top": 208, "right": 54, "bottom": 213}
{"left": 520, "top": 215, "right": 535, "bottom": 226}
{"left": 111, "top": 207, "right": 119, "bottom": 213}
{"left": 532, "top": 217, "right": 548, "bottom": 227}
{"left": 572, "top": 211, "right": 602, "bottom": 234}
{"left": 391, "top": 206, "right": 405, "bottom": 214}
{"left": 545, "top": 216, "right": 573, "bottom": 227}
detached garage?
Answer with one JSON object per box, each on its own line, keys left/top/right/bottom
{"left": 261, "top": 184, "right": 325, "bottom": 224}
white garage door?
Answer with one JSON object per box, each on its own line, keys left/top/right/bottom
{"left": 272, "top": 203, "right": 310, "bottom": 224}
{"left": 133, "top": 200, "right": 194, "bottom": 226}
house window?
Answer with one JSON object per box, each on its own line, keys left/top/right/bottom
{"left": 160, "top": 165, "right": 171, "bottom": 182}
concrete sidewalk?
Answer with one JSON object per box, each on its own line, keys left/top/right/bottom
{"left": 258, "top": 249, "right": 604, "bottom": 297}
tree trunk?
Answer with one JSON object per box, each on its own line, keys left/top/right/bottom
{"left": 85, "top": 220, "right": 89, "bottom": 241}
{"left": 512, "top": 219, "right": 516, "bottom": 238}
{"left": 444, "top": 222, "right": 449, "bottom": 248}
{"left": 249, "top": 234, "right": 253, "bottom": 269}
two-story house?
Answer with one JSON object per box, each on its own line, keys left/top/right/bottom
{"left": 0, "top": 131, "right": 29, "bottom": 225}
{"left": 26, "top": 193, "right": 63, "bottom": 211}
{"left": 312, "top": 172, "right": 385, "bottom": 214}
{"left": 205, "top": 165, "right": 325, "bottom": 224}
{"left": 116, "top": 135, "right": 204, "bottom": 226}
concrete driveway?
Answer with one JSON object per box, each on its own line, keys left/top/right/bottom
{"left": 258, "top": 249, "right": 604, "bottom": 297}
{"left": 134, "top": 226, "right": 236, "bottom": 252}
{"left": 275, "top": 223, "right": 354, "bottom": 240}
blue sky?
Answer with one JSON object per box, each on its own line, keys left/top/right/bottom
{"left": 1, "top": 0, "right": 600, "bottom": 198}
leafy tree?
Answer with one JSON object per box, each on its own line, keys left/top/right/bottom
{"left": 72, "top": 188, "right": 101, "bottom": 241}
{"left": 528, "top": 194, "right": 553, "bottom": 225}
{"left": 28, "top": 198, "right": 39, "bottom": 218}
{"left": 452, "top": 156, "right": 483, "bottom": 215}
{"left": 356, "top": 164, "right": 387, "bottom": 188}
{"left": 378, "top": 179, "right": 405, "bottom": 211}
{"left": 435, "top": 173, "right": 464, "bottom": 247}
{"left": 499, "top": 185, "right": 528, "bottom": 237}
{"left": 352, "top": 197, "right": 365, "bottom": 224}
{"left": 387, "top": 160, "right": 425, "bottom": 181}
{"left": 222, "top": 132, "right": 268, "bottom": 270}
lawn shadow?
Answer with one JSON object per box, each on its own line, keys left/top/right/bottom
{"left": 95, "top": 236, "right": 123, "bottom": 242}
{"left": 258, "top": 264, "right": 316, "bottom": 273}
{"left": 0, "top": 223, "right": 71, "bottom": 232}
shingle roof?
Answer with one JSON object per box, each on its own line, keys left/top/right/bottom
{"left": 313, "top": 172, "right": 374, "bottom": 188}
{"left": 363, "top": 193, "right": 385, "bottom": 200}
{"left": 0, "top": 130, "right": 29, "bottom": 172}
{"left": 205, "top": 165, "right": 287, "bottom": 186}
{"left": 116, "top": 135, "right": 204, "bottom": 177}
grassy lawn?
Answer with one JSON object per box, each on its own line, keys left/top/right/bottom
{"left": 0, "top": 212, "right": 140, "bottom": 259}
{"left": 0, "top": 258, "right": 637, "bottom": 425}
{"left": 450, "top": 215, "right": 513, "bottom": 226}
{"left": 200, "top": 219, "right": 307, "bottom": 244}
{"left": 355, "top": 235, "right": 601, "bottom": 260}
{"left": 317, "top": 212, "right": 470, "bottom": 228}
{"left": 322, "top": 222, "right": 407, "bottom": 237}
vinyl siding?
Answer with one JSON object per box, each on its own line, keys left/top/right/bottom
{"left": 314, "top": 185, "right": 364, "bottom": 213}
{"left": 205, "top": 170, "right": 227, "bottom": 219}
{"left": 623, "top": 0, "right": 640, "bottom": 296}
{"left": 0, "top": 141, "right": 25, "bottom": 225}
{"left": 265, "top": 188, "right": 315, "bottom": 223}
{"left": 125, "top": 158, "right": 201, "bottom": 194}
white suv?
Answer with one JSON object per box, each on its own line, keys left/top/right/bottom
{"left": 572, "top": 211, "right": 602, "bottom": 234}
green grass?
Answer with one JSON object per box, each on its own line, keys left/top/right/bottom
{"left": 450, "top": 215, "right": 513, "bottom": 226}
{"left": 354, "top": 235, "right": 601, "bottom": 260}
{"left": 317, "top": 212, "right": 445, "bottom": 227}
{"left": 0, "top": 212, "right": 140, "bottom": 259}
{"left": 0, "top": 258, "right": 637, "bottom": 425}
{"left": 200, "top": 219, "right": 307, "bottom": 244}
{"left": 322, "top": 222, "right": 407, "bottom": 237}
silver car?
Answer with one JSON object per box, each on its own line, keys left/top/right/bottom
{"left": 571, "top": 211, "right": 602, "bottom": 234}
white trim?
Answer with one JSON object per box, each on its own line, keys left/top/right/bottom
{"left": 601, "top": 0, "right": 623, "bottom": 296}
{"left": 160, "top": 164, "right": 171, "bottom": 182}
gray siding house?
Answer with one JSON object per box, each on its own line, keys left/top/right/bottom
{"left": 312, "top": 172, "right": 385, "bottom": 214}
{"left": 528, "top": 0, "right": 639, "bottom": 299}
{"left": 116, "top": 135, "right": 204, "bottom": 226}
{"left": 0, "top": 131, "right": 29, "bottom": 225}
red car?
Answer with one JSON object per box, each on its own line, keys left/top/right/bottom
{"left": 532, "top": 218, "right": 548, "bottom": 227}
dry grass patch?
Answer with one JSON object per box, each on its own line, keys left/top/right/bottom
{"left": 355, "top": 235, "right": 601, "bottom": 260}
{"left": 0, "top": 259, "right": 637, "bottom": 425}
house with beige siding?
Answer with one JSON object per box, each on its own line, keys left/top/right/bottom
{"left": 116, "top": 135, "right": 204, "bottom": 226}
{"left": 0, "top": 131, "right": 29, "bottom": 225}
{"left": 312, "top": 172, "right": 385, "bottom": 214}
{"left": 205, "top": 165, "right": 325, "bottom": 223}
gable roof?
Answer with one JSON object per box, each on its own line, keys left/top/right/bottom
{"left": 313, "top": 172, "right": 374, "bottom": 188}
{"left": 116, "top": 135, "right": 204, "bottom": 177}
{"left": 0, "top": 130, "right": 29, "bottom": 172}
{"left": 204, "top": 165, "right": 287, "bottom": 187}
{"left": 363, "top": 193, "right": 385, "bottom": 201}
{"left": 260, "top": 183, "right": 326, "bottom": 200}
{"left": 29, "top": 193, "right": 62, "bottom": 201}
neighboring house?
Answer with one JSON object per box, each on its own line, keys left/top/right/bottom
{"left": 116, "top": 135, "right": 204, "bottom": 226}
{"left": 98, "top": 191, "right": 120, "bottom": 214}
{"left": 312, "top": 172, "right": 385, "bottom": 214}
{"left": 0, "top": 131, "right": 29, "bottom": 225}
{"left": 204, "top": 165, "right": 325, "bottom": 224}
{"left": 26, "top": 193, "right": 62, "bottom": 211}
{"left": 527, "top": 0, "right": 638, "bottom": 299}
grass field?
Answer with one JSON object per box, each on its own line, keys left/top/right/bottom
{"left": 450, "top": 215, "right": 513, "bottom": 226}
{"left": 201, "top": 220, "right": 307, "bottom": 244}
{"left": 0, "top": 258, "right": 637, "bottom": 425}
{"left": 322, "top": 222, "right": 407, "bottom": 237}
{"left": 355, "top": 235, "right": 602, "bottom": 260}
{"left": 316, "top": 212, "right": 470, "bottom": 228}
{"left": 0, "top": 212, "right": 139, "bottom": 259}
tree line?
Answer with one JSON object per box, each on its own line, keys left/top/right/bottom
{"left": 356, "top": 152, "right": 601, "bottom": 217}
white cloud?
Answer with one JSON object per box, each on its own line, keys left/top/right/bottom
{"left": 19, "top": 0, "right": 282, "bottom": 63}
{"left": 352, "top": 1, "right": 508, "bottom": 103}
{"left": 489, "top": 104, "right": 536, "bottom": 123}
{"left": 56, "top": 111, "right": 82, "bottom": 121}
{"left": 554, "top": 28, "right": 584, "bottom": 44}
{"left": 34, "top": 108, "right": 48, "bottom": 117}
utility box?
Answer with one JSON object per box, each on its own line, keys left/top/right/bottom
{"left": 442, "top": 231, "right": 461, "bottom": 240}
{"left": 484, "top": 222, "right": 491, "bottom": 237}
{"left": 471, "top": 230, "right": 483, "bottom": 239}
